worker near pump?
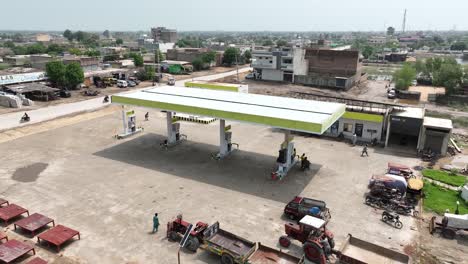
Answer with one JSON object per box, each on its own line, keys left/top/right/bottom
{"left": 301, "top": 154, "right": 310, "bottom": 170}
{"left": 145, "top": 112, "right": 149, "bottom": 121}
{"left": 352, "top": 133, "right": 357, "bottom": 146}
{"left": 152, "top": 213, "right": 159, "bottom": 233}
{"left": 361, "top": 144, "right": 369, "bottom": 157}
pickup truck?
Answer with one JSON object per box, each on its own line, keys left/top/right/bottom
{"left": 284, "top": 196, "right": 331, "bottom": 221}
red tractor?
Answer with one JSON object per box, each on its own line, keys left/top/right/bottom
{"left": 166, "top": 214, "right": 208, "bottom": 252}
{"left": 279, "top": 215, "right": 335, "bottom": 264}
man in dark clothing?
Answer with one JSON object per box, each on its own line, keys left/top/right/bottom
{"left": 152, "top": 213, "right": 159, "bottom": 233}
{"left": 145, "top": 112, "right": 149, "bottom": 121}
{"left": 361, "top": 145, "right": 369, "bottom": 157}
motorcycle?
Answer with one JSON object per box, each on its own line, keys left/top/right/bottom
{"left": 382, "top": 211, "right": 403, "bottom": 229}
{"left": 20, "top": 115, "right": 30, "bottom": 123}
{"left": 391, "top": 201, "right": 419, "bottom": 217}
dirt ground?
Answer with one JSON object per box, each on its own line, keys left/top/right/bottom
{"left": 408, "top": 86, "right": 446, "bottom": 102}
{"left": 0, "top": 106, "right": 425, "bottom": 264}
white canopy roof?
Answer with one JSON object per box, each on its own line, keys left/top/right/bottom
{"left": 112, "top": 86, "right": 345, "bottom": 134}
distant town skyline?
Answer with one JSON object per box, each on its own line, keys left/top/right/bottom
{"left": 1, "top": 0, "right": 467, "bottom": 32}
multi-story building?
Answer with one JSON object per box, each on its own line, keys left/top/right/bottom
{"left": 252, "top": 47, "right": 363, "bottom": 89}
{"left": 151, "top": 27, "right": 178, "bottom": 43}
{"left": 63, "top": 56, "right": 100, "bottom": 72}
{"left": 30, "top": 54, "right": 54, "bottom": 70}
{"left": 251, "top": 47, "right": 294, "bottom": 82}
{"left": 294, "top": 48, "right": 363, "bottom": 89}
{"left": 3, "top": 55, "right": 31, "bottom": 67}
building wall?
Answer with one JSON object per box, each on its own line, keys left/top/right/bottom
{"left": 261, "top": 69, "right": 284, "bottom": 81}
{"left": 324, "top": 112, "right": 384, "bottom": 142}
{"left": 305, "top": 48, "right": 361, "bottom": 76}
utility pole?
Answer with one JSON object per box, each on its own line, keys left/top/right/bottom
{"left": 235, "top": 50, "right": 239, "bottom": 83}
{"left": 402, "top": 9, "right": 407, "bottom": 33}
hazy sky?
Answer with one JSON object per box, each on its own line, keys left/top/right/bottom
{"left": 1, "top": 0, "right": 466, "bottom": 32}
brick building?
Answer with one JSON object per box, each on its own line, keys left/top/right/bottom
{"left": 151, "top": 27, "right": 178, "bottom": 43}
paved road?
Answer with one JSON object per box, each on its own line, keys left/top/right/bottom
{"left": 0, "top": 67, "right": 252, "bottom": 131}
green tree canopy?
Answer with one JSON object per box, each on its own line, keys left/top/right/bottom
{"left": 387, "top": 26, "right": 395, "bottom": 36}
{"left": 192, "top": 58, "right": 204, "bottom": 71}
{"left": 136, "top": 65, "right": 155, "bottom": 81}
{"left": 45, "top": 61, "right": 66, "bottom": 88}
{"left": 65, "top": 62, "right": 84, "bottom": 89}
{"left": 262, "top": 39, "right": 274, "bottom": 46}
{"left": 433, "top": 62, "right": 463, "bottom": 94}
{"left": 63, "top": 29, "right": 73, "bottom": 41}
{"left": 451, "top": 42, "right": 467, "bottom": 51}
{"left": 276, "top": 39, "right": 288, "bottom": 47}
{"left": 223, "top": 47, "right": 240, "bottom": 66}
{"left": 68, "top": 48, "right": 82, "bottom": 56}
{"left": 26, "top": 43, "right": 47, "bottom": 54}
{"left": 243, "top": 50, "right": 252, "bottom": 63}
{"left": 201, "top": 51, "right": 216, "bottom": 64}
{"left": 362, "top": 45, "right": 374, "bottom": 59}
{"left": 130, "top": 53, "right": 144, "bottom": 67}
{"left": 116, "top": 38, "right": 124, "bottom": 45}
{"left": 393, "top": 63, "right": 417, "bottom": 90}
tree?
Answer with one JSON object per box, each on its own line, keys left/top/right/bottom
{"left": 201, "top": 51, "right": 216, "bottom": 64}
{"left": 26, "top": 43, "right": 46, "bottom": 54}
{"left": 276, "top": 39, "right": 288, "bottom": 47}
{"left": 387, "top": 27, "right": 395, "bottom": 36}
{"left": 136, "top": 65, "right": 155, "bottom": 81}
{"left": 451, "top": 42, "right": 467, "bottom": 51}
{"left": 63, "top": 29, "right": 73, "bottom": 41}
{"left": 393, "top": 63, "right": 416, "bottom": 90}
{"left": 243, "top": 50, "right": 252, "bottom": 63}
{"left": 68, "top": 48, "right": 82, "bottom": 56}
{"left": 116, "top": 38, "right": 124, "bottom": 45}
{"left": 192, "top": 58, "right": 204, "bottom": 71}
{"left": 223, "top": 47, "right": 240, "bottom": 66}
{"left": 130, "top": 53, "right": 144, "bottom": 67}
{"left": 73, "top": 31, "right": 86, "bottom": 42}
{"left": 103, "top": 54, "right": 119, "bottom": 62}
{"left": 47, "top": 44, "right": 65, "bottom": 55}
{"left": 85, "top": 49, "right": 100, "bottom": 57}
{"left": 433, "top": 62, "right": 463, "bottom": 94}
{"left": 45, "top": 61, "right": 66, "bottom": 88}
{"left": 362, "top": 45, "right": 374, "bottom": 59}
{"left": 155, "top": 49, "right": 164, "bottom": 62}
{"left": 262, "top": 39, "right": 274, "bottom": 46}
{"left": 65, "top": 62, "right": 84, "bottom": 89}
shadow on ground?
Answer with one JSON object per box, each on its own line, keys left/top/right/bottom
{"left": 94, "top": 133, "right": 320, "bottom": 203}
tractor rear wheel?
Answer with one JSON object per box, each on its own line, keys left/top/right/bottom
{"left": 221, "top": 254, "right": 234, "bottom": 264}
{"left": 279, "top": 236, "right": 291, "bottom": 248}
{"left": 303, "top": 241, "right": 327, "bottom": 264}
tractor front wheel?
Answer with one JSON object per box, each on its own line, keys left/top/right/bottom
{"left": 221, "top": 254, "right": 234, "bottom": 264}
{"left": 185, "top": 237, "right": 200, "bottom": 252}
{"left": 279, "top": 236, "right": 291, "bottom": 248}
{"left": 168, "top": 231, "right": 179, "bottom": 242}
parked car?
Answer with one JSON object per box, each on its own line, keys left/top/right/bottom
{"left": 387, "top": 90, "right": 396, "bottom": 99}
{"left": 59, "top": 89, "right": 71, "bottom": 98}
{"left": 127, "top": 80, "right": 136, "bottom": 87}
{"left": 168, "top": 77, "right": 176, "bottom": 86}
{"left": 283, "top": 196, "right": 331, "bottom": 221}
{"left": 128, "top": 77, "right": 141, "bottom": 85}
{"left": 117, "top": 80, "right": 128, "bottom": 88}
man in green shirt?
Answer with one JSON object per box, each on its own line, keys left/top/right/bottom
{"left": 153, "top": 213, "right": 160, "bottom": 233}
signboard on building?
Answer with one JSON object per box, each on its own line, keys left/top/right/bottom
{"left": 0, "top": 72, "right": 47, "bottom": 86}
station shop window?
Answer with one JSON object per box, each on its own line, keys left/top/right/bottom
{"left": 343, "top": 123, "right": 353, "bottom": 132}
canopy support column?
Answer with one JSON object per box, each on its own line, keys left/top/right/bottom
{"left": 213, "top": 119, "right": 238, "bottom": 160}
{"left": 162, "top": 112, "right": 186, "bottom": 148}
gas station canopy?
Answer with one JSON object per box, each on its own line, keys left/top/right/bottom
{"left": 112, "top": 86, "right": 346, "bottom": 134}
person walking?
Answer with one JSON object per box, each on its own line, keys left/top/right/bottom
{"left": 361, "top": 144, "right": 369, "bottom": 157}
{"left": 145, "top": 112, "right": 149, "bottom": 121}
{"left": 152, "top": 213, "right": 159, "bottom": 233}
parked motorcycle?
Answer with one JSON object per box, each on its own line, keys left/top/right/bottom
{"left": 382, "top": 211, "right": 403, "bottom": 229}
{"left": 391, "top": 201, "right": 419, "bottom": 217}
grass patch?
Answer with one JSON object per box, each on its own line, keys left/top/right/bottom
{"left": 423, "top": 181, "right": 468, "bottom": 215}
{"left": 0, "top": 63, "right": 10, "bottom": 70}
{"left": 422, "top": 169, "right": 467, "bottom": 186}
{"left": 425, "top": 110, "right": 452, "bottom": 119}
{"left": 425, "top": 110, "right": 468, "bottom": 128}
{"left": 453, "top": 117, "right": 468, "bottom": 128}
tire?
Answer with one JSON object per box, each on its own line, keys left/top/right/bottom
{"left": 168, "top": 231, "right": 179, "bottom": 242}
{"left": 221, "top": 254, "right": 234, "bottom": 264}
{"left": 328, "top": 237, "right": 335, "bottom": 249}
{"left": 185, "top": 237, "right": 200, "bottom": 252}
{"left": 303, "top": 241, "right": 327, "bottom": 263}
{"left": 279, "top": 236, "right": 291, "bottom": 248}
{"left": 442, "top": 229, "right": 456, "bottom": 239}
{"left": 413, "top": 210, "right": 419, "bottom": 217}
{"left": 382, "top": 214, "right": 389, "bottom": 222}
{"left": 365, "top": 197, "right": 372, "bottom": 205}
{"left": 395, "top": 221, "right": 403, "bottom": 229}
